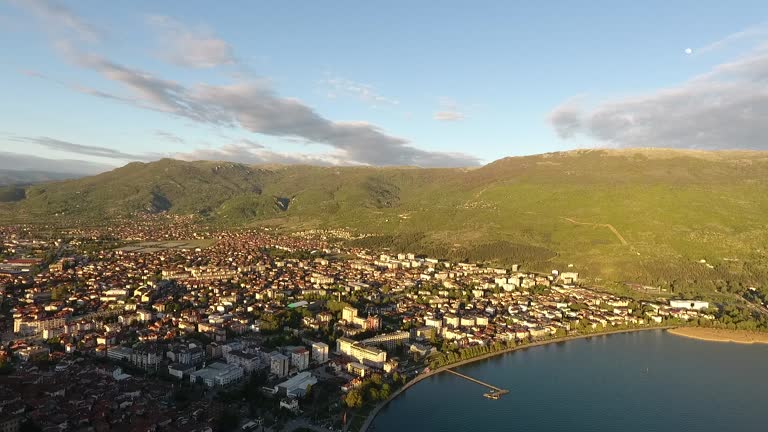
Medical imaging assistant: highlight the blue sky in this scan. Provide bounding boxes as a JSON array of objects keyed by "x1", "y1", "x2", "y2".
[{"x1": 1, "y1": 0, "x2": 767, "y2": 171}]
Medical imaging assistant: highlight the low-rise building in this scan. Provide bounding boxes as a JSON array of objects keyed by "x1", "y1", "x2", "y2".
[
  {"x1": 189, "y1": 362, "x2": 243, "y2": 387},
  {"x1": 274, "y1": 371, "x2": 317, "y2": 398}
]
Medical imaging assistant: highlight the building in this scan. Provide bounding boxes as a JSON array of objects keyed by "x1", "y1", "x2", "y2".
[
  {"x1": 444, "y1": 314, "x2": 460, "y2": 328},
  {"x1": 360, "y1": 331, "x2": 410, "y2": 350},
  {"x1": 347, "y1": 362, "x2": 372, "y2": 377},
  {"x1": 424, "y1": 316, "x2": 442, "y2": 330},
  {"x1": 311, "y1": 341, "x2": 329, "y2": 364},
  {"x1": 274, "y1": 371, "x2": 317, "y2": 398},
  {"x1": 167, "y1": 346, "x2": 204, "y2": 366},
  {"x1": 363, "y1": 315, "x2": 382, "y2": 331},
  {"x1": 107, "y1": 346, "x2": 133, "y2": 362},
  {"x1": 289, "y1": 347, "x2": 309, "y2": 371},
  {"x1": 0, "y1": 416, "x2": 21, "y2": 432},
  {"x1": 279, "y1": 398, "x2": 300, "y2": 412},
  {"x1": 224, "y1": 350, "x2": 261, "y2": 373},
  {"x1": 342, "y1": 306, "x2": 358, "y2": 322},
  {"x1": 270, "y1": 352, "x2": 289, "y2": 378},
  {"x1": 168, "y1": 363, "x2": 195, "y2": 380},
  {"x1": 669, "y1": 300, "x2": 710, "y2": 311},
  {"x1": 189, "y1": 362, "x2": 243, "y2": 387},
  {"x1": 336, "y1": 337, "x2": 387, "y2": 368},
  {"x1": 130, "y1": 344, "x2": 163, "y2": 371}
]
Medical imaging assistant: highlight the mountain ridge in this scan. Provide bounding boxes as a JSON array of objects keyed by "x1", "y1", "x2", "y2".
[{"x1": 3, "y1": 148, "x2": 768, "y2": 293}]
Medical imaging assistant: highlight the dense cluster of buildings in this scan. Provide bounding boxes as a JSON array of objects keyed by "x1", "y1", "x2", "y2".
[{"x1": 0, "y1": 222, "x2": 717, "y2": 431}]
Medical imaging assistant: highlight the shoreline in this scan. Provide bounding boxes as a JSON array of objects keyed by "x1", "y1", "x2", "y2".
[
  {"x1": 357, "y1": 325, "x2": 675, "y2": 432},
  {"x1": 668, "y1": 327, "x2": 768, "y2": 344}
]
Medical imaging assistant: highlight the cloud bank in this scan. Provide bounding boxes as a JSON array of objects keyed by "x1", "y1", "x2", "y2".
[
  {"x1": 549, "y1": 48, "x2": 768, "y2": 150},
  {"x1": 11, "y1": 1, "x2": 479, "y2": 168},
  {"x1": 54, "y1": 42, "x2": 478, "y2": 167}
]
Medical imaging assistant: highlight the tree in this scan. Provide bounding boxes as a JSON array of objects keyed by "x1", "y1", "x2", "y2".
[
  {"x1": 368, "y1": 388, "x2": 380, "y2": 401},
  {"x1": 20, "y1": 421, "x2": 43, "y2": 432},
  {"x1": 380, "y1": 383, "x2": 391, "y2": 399},
  {"x1": 217, "y1": 407, "x2": 241, "y2": 432},
  {"x1": 345, "y1": 389, "x2": 363, "y2": 408}
]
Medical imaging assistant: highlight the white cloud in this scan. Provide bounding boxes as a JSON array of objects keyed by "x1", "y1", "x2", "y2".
[
  {"x1": 9, "y1": 135, "x2": 160, "y2": 161},
  {"x1": 146, "y1": 14, "x2": 235, "y2": 68},
  {"x1": 0, "y1": 150, "x2": 114, "y2": 174},
  {"x1": 433, "y1": 98, "x2": 465, "y2": 122},
  {"x1": 11, "y1": 0, "x2": 102, "y2": 42},
  {"x1": 173, "y1": 140, "x2": 347, "y2": 166},
  {"x1": 16, "y1": 5, "x2": 480, "y2": 167},
  {"x1": 154, "y1": 130, "x2": 185, "y2": 144},
  {"x1": 55, "y1": 44, "x2": 479, "y2": 167},
  {"x1": 321, "y1": 77, "x2": 399, "y2": 107},
  {"x1": 433, "y1": 110, "x2": 465, "y2": 121},
  {"x1": 696, "y1": 23, "x2": 768, "y2": 55},
  {"x1": 549, "y1": 47, "x2": 768, "y2": 150}
]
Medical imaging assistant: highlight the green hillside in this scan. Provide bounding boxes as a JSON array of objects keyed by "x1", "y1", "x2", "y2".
[{"x1": 4, "y1": 148, "x2": 768, "y2": 293}]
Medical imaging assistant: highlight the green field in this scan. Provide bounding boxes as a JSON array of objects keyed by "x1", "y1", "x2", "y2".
[{"x1": 3, "y1": 148, "x2": 768, "y2": 294}]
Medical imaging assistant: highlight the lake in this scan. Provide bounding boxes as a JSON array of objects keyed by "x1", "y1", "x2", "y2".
[{"x1": 372, "y1": 330, "x2": 768, "y2": 431}]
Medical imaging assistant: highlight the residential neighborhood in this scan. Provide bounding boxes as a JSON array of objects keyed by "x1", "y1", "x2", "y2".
[{"x1": 0, "y1": 221, "x2": 715, "y2": 431}]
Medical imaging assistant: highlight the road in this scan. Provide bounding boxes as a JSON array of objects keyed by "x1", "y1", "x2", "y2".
[
  {"x1": 281, "y1": 418, "x2": 338, "y2": 432},
  {"x1": 561, "y1": 217, "x2": 628, "y2": 246}
]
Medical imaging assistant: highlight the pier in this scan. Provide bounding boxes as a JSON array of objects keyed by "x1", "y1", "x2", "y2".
[{"x1": 444, "y1": 369, "x2": 509, "y2": 399}]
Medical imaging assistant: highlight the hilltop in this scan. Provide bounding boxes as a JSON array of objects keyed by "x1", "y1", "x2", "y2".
[{"x1": 3, "y1": 148, "x2": 768, "y2": 293}]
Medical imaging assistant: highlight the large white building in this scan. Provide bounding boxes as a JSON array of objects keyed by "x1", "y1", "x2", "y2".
[
  {"x1": 336, "y1": 337, "x2": 387, "y2": 368},
  {"x1": 359, "y1": 331, "x2": 410, "y2": 350},
  {"x1": 189, "y1": 362, "x2": 243, "y2": 387},
  {"x1": 311, "y1": 342, "x2": 329, "y2": 364},
  {"x1": 274, "y1": 371, "x2": 317, "y2": 398},
  {"x1": 669, "y1": 300, "x2": 710, "y2": 311}
]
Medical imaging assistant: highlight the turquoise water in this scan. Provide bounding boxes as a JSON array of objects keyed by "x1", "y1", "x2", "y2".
[{"x1": 372, "y1": 330, "x2": 768, "y2": 431}]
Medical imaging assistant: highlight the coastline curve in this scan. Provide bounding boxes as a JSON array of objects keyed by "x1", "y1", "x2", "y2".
[{"x1": 357, "y1": 325, "x2": 677, "y2": 432}]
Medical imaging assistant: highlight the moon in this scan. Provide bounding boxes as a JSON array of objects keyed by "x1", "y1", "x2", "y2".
[{"x1": 685, "y1": 48, "x2": 693, "y2": 55}]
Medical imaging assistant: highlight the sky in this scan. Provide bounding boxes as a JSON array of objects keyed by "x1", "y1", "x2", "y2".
[{"x1": 1, "y1": 0, "x2": 767, "y2": 172}]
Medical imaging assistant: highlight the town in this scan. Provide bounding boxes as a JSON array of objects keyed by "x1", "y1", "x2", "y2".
[{"x1": 0, "y1": 220, "x2": 715, "y2": 432}]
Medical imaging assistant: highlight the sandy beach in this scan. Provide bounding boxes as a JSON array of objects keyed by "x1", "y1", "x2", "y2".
[{"x1": 668, "y1": 327, "x2": 768, "y2": 344}]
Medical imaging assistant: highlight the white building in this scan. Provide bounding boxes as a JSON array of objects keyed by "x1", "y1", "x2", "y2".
[
  {"x1": 274, "y1": 371, "x2": 317, "y2": 398},
  {"x1": 311, "y1": 342, "x2": 329, "y2": 364},
  {"x1": 424, "y1": 316, "x2": 442, "y2": 330},
  {"x1": 189, "y1": 362, "x2": 243, "y2": 387},
  {"x1": 342, "y1": 306, "x2": 358, "y2": 322},
  {"x1": 669, "y1": 300, "x2": 710, "y2": 311},
  {"x1": 290, "y1": 347, "x2": 310, "y2": 371},
  {"x1": 107, "y1": 346, "x2": 133, "y2": 362},
  {"x1": 336, "y1": 337, "x2": 387, "y2": 368}
]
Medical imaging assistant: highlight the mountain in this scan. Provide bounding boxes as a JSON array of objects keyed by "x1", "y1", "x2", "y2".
[
  {"x1": 0, "y1": 169, "x2": 83, "y2": 187},
  {"x1": 3, "y1": 148, "x2": 768, "y2": 292},
  {"x1": 0, "y1": 152, "x2": 115, "y2": 177}
]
